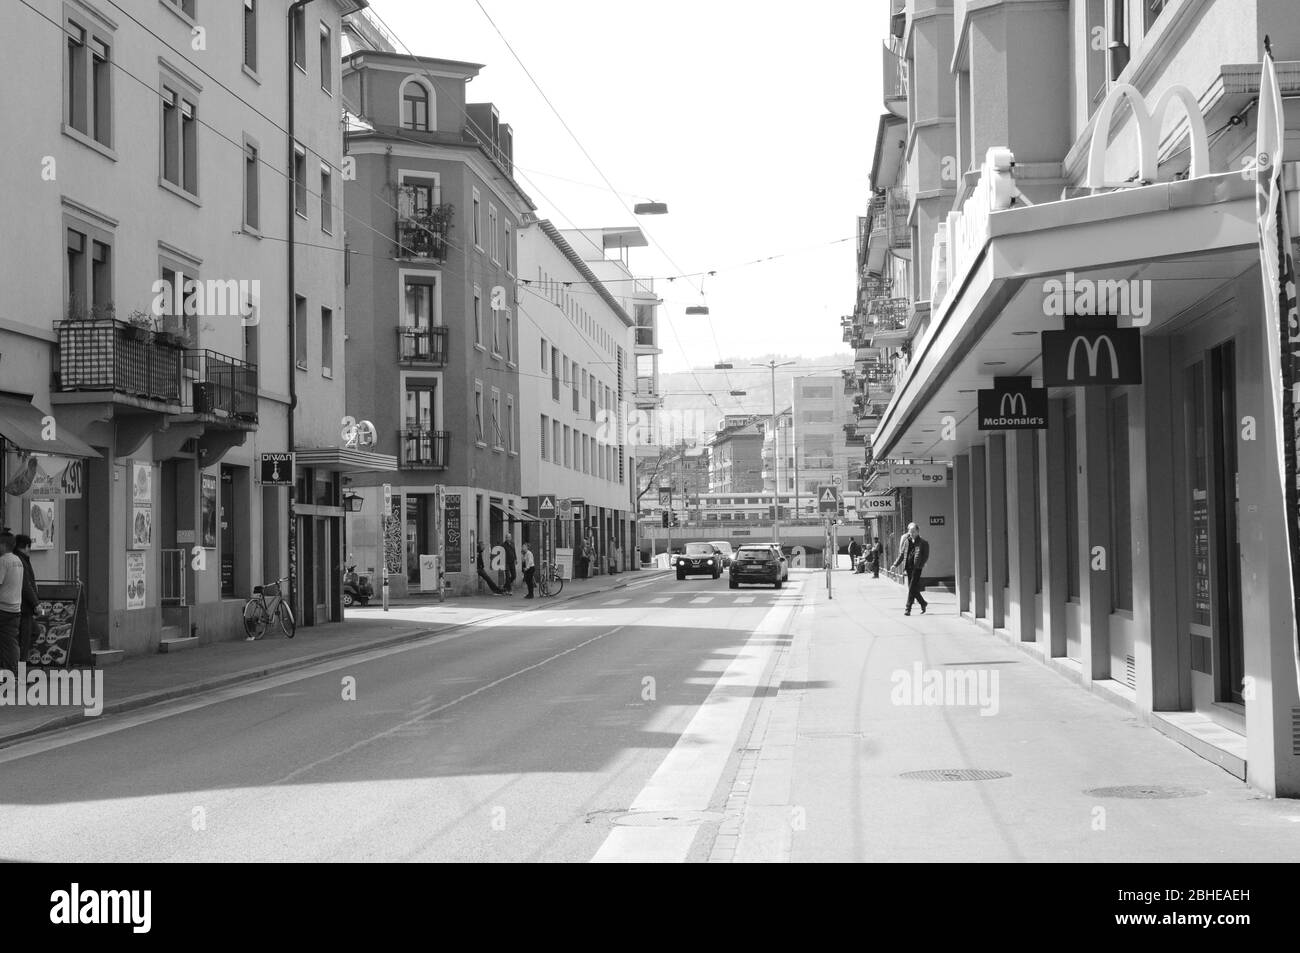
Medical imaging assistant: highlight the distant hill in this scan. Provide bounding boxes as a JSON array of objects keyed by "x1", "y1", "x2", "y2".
[{"x1": 655, "y1": 352, "x2": 853, "y2": 446}]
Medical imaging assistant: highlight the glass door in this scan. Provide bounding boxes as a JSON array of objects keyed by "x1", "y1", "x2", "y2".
[{"x1": 1210, "y1": 342, "x2": 1244, "y2": 703}]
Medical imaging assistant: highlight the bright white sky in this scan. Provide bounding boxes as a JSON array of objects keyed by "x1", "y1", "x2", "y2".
[{"x1": 369, "y1": 0, "x2": 886, "y2": 375}]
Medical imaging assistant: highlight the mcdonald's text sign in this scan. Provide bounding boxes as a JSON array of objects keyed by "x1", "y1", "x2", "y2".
[
  {"x1": 1042, "y1": 319, "x2": 1142, "y2": 387},
  {"x1": 978, "y1": 377, "x2": 1048, "y2": 430}
]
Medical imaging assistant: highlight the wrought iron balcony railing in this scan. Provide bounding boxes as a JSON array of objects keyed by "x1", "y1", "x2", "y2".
[
  {"x1": 397, "y1": 325, "x2": 449, "y2": 365},
  {"x1": 54, "y1": 319, "x2": 185, "y2": 404},
  {"x1": 399, "y1": 429, "x2": 449, "y2": 469},
  {"x1": 185, "y1": 349, "x2": 259, "y2": 422},
  {"x1": 396, "y1": 186, "x2": 453, "y2": 261}
]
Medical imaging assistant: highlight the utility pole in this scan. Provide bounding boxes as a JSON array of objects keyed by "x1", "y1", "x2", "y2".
[{"x1": 753, "y1": 360, "x2": 795, "y2": 545}]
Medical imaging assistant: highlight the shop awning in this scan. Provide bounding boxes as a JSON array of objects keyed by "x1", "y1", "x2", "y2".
[
  {"x1": 0, "y1": 395, "x2": 101, "y2": 458},
  {"x1": 872, "y1": 171, "x2": 1260, "y2": 461},
  {"x1": 294, "y1": 447, "x2": 398, "y2": 473},
  {"x1": 491, "y1": 500, "x2": 542, "y2": 522}
]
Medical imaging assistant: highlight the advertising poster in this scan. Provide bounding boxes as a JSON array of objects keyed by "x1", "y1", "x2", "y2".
[
  {"x1": 201, "y1": 472, "x2": 218, "y2": 548},
  {"x1": 132, "y1": 461, "x2": 152, "y2": 504},
  {"x1": 132, "y1": 504, "x2": 153, "y2": 549},
  {"x1": 28, "y1": 498, "x2": 55, "y2": 550},
  {"x1": 126, "y1": 552, "x2": 145, "y2": 610}
]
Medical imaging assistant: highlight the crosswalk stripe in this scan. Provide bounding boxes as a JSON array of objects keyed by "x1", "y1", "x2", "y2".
[
  {"x1": 602, "y1": 598, "x2": 629, "y2": 606},
  {"x1": 690, "y1": 597, "x2": 714, "y2": 605},
  {"x1": 649, "y1": 596, "x2": 671, "y2": 604},
  {"x1": 735, "y1": 596, "x2": 755, "y2": 604}
]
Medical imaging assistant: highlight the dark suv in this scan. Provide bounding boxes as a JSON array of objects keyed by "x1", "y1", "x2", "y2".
[
  {"x1": 729, "y1": 544, "x2": 787, "y2": 589},
  {"x1": 675, "y1": 542, "x2": 722, "y2": 580}
]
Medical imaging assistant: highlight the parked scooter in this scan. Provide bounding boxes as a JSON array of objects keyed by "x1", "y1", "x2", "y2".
[{"x1": 342, "y1": 563, "x2": 374, "y2": 607}]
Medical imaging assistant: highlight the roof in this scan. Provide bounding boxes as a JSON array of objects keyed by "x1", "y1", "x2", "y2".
[{"x1": 537, "y1": 221, "x2": 635, "y2": 328}]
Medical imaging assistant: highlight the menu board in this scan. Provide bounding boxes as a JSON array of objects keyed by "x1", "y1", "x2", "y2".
[
  {"x1": 1191, "y1": 489, "x2": 1211, "y2": 625},
  {"x1": 444, "y1": 494, "x2": 462, "y2": 573},
  {"x1": 27, "y1": 581, "x2": 89, "y2": 669}
]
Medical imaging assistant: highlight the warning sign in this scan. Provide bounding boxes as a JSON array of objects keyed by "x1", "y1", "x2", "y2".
[
  {"x1": 538, "y1": 495, "x2": 556, "y2": 519},
  {"x1": 817, "y1": 484, "x2": 839, "y2": 514}
]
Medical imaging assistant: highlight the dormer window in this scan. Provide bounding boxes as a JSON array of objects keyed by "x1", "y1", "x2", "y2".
[{"x1": 402, "y1": 79, "x2": 430, "y2": 131}]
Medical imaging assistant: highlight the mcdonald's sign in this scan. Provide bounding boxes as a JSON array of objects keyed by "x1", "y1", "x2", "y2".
[
  {"x1": 977, "y1": 377, "x2": 1047, "y2": 430},
  {"x1": 1042, "y1": 318, "x2": 1142, "y2": 386}
]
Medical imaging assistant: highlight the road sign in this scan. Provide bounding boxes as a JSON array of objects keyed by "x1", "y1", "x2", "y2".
[
  {"x1": 259, "y1": 453, "x2": 294, "y2": 486},
  {"x1": 831, "y1": 474, "x2": 843, "y2": 486},
  {"x1": 557, "y1": 498, "x2": 573, "y2": 517},
  {"x1": 818, "y1": 484, "x2": 840, "y2": 514},
  {"x1": 538, "y1": 495, "x2": 557, "y2": 519},
  {"x1": 977, "y1": 377, "x2": 1048, "y2": 430},
  {"x1": 861, "y1": 494, "x2": 897, "y2": 514},
  {"x1": 382, "y1": 483, "x2": 392, "y2": 511},
  {"x1": 930, "y1": 515, "x2": 946, "y2": 526},
  {"x1": 1042, "y1": 317, "x2": 1142, "y2": 386},
  {"x1": 889, "y1": 462, "x2": 948, "y2": 487},
  {"x1": 658, "y1": 486, "x2": 672, "y2": 506}
]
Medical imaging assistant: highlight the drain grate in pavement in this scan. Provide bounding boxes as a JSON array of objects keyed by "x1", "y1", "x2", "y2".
[
  {"x1": 1084, "y1": 785, "x2": 1207, "y2": 799},
  {"x1": 900, "y1": 768, "x2": 1011, "y2": 782}
]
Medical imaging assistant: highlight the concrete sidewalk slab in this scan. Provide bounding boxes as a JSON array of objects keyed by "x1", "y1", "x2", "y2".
[
  {"x1": 0, "y1": 570, "x2": 669, "y2": 749},
  {"x1": 720, "y1": 572, "x2": 1300, "y2": 863}
]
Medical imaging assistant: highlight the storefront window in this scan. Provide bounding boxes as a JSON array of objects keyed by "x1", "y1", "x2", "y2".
[
  {"x1": 1186, "y1": 363, "x2": 1210, "y2": 627},
  {"x1": 1063, "y1": 406, "x2": 1080, "y2": 600},
  {"x1": 1109, "y1": 393, "x2": 1133, "y2": 611}
]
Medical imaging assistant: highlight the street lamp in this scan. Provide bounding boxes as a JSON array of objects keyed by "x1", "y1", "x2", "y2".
[
  {"x1": 751, "y1": 360, "x2": 796, "y2": 544},
  {"x1": 634, "y1": 200, "x2": 669, "y2": 215},
  {"x1": 342, "y1": 490, "x2": 364, "y2": 513}
]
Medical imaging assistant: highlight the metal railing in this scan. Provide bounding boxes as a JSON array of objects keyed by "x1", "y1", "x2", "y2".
[
  {"x1": 397, "y1": 325, "x2": 449, "y2": 364},
  {"x1": 396, "y1": 186, "x2": 452, "y2": 261},
  {"x1": 185, "y1": 350, "x2": 258, "y2": 421},
  {"x1": 63, "y1": 551, "x2": 81, "y2": 583},
  {"x1": 161, "y1": 548, "x2": 186, "y2": 604},
  {"x1": 399, "y1": 429, "x2": 449, "y2": 469},
  {"x1": 55, "y1": 319, "x2": 185, "y2": 404},
  {"x1": 884, "y1": 41, "x2": 908, "y2": 101}
]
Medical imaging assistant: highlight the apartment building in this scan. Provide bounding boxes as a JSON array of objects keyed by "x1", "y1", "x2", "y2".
[
  {"x1": 516, "y1": 220, "x2": 637, "y2": 572},
  {"x1": 340, "y1": 51, "x2": 535, "y2": 596},
  {"x1": 0, "y1": 0, "x2": 369, "y2": 658},
  {"x1": 857, "y1": 0, "x2": 1300, "y2": 796},
  {"x1": 707, "y1": 418, "x2": 765, "y2": 493}
]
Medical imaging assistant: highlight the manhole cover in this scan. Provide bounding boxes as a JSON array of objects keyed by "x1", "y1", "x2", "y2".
[
  {"x1": 610, "y1": 810, "x2": 725, "y2": 827},
  {"x1": 1084, "y1": 785, "x2": 1207, "y2": 799},
  {"x1": 900, "y1": 769, "x2": 1011, "y2": 782}
]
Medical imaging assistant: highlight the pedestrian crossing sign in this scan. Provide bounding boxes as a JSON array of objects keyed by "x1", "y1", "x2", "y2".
[{"x1": 818, "y1": 485, "x2": 839, "y2": 513}]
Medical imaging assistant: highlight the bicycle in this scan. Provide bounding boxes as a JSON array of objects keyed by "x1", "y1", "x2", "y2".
[
  {"x1": 536, "y1": 561, "x2": 565, "y2": 598},
  {"x1": 243, "y1": 576, "x2": 296, "y2": 640}
]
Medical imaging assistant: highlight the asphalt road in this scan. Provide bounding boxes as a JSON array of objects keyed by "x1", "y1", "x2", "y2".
[{"x1": 0, "y1": 571, "x2": 805, "y2": 862}]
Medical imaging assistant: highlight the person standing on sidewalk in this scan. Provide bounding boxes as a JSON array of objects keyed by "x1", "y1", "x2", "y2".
[
  {"x1": 866, "y1": 537, "x2": 883, "y2": 578},
  {"x1": 848, "y1": 537, "x2": 863, "y2": 573},
  {"x1": 13, "y1": 534, "x2": 38, "y2": 663},
  {"x1": 891, "y1": 523, "x2": 929, "y2": 615},
  {"x1": 521, "y1": 542, "x2": 536, "y2": 599},
  {"x1": 0, "y1": 532, "x2": 24, "y2": 674},
  {"x1": 502, "y1": 536, "x2": 517, "y2": 595}
]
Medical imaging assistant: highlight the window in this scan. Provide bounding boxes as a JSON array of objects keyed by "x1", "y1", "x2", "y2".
[
  {"x1": 474, "y1": 381, "x2": 485, "y2": 444},
  {"x1": 291, "y1": 5, "x2": 306, "y2": 70},
  {"x1": 506, "y1": 396, "x2": 515, "y2": 453},
  {"x1": 540, "y1": 338, "x2": 548, "y2": 371},
  {"x1": 504, "y1": 311, "x2": 513, "y2": 363},
  {"x1": 165, "y1": 0, "x2": 196, "y2": 16},
  {"x1": 488, "y1": 204, "x2": 499, "y2": 261},
  {"x1": 473, "y1": 288, "x2": 483, "y2": 347},
  {"x1": 503, "y1": 221, "x2": 512, "y2": 272},
  {"x1": 66, "y1": 22, "x2": 113, "y2": 148},
  {"x1": 243, "y1": 1, "x2": 257, "y2": 73},
  {"x1": 472, "y1": 189, "x2": 481, "y2": 248},
  {"x1": 243, "y1": 141, "x2": 259, "y2": 231},
  {"x1": 293, "y1": 144, "x2": 307, "y2": 217},
  {"x1": 319, "y1": 23, "x2": 331, "y2": 93},
  {"x1": 1064, "y1": 404, "x2": 1080, "y2": 600},
  {"x1": 401, "y1": 80, "x2": 429, "y2": 131},
  {"x1": 1109, "y1": 393, "x2": 1132, "y2": 611},
  {"x1": 491, "y1": 305, "x2": 501, "y2": 355},
  {"x1": 1145, "y1": 0, "x2": 1169, "y2": 31},
  {"x1": 66, "y1": 226, "x2": 114, "y2": 315},
  {"x1": 551, "y1": 347, "x2": 560, "y2": 400},
  {"x1": 540, "y1": 414, "x2": 549, "y2": 460},
  {"x1": 553, "y1": 420, "x2": 561, "y2": 466},
  {"x1": 158, "y1": 263, "x2": 197, "y2": 345},
  {"x1": 320, "y1": 163, "x2": 332, "y2": 233},
  {"x1": 1031, "y1": 429, "x2": 1042, "y2": 594},
  {"x1": 563, "y1": 426, "x2": 571, "y2": 467},
  {"x1": 321, "y1": 307, "x2": 333, "y2": 378},
  {"x1": 161, "y1": 86, "x2": 198, "y2": 194},
  {"x1": 491, "y1": 389, "x2": 502, "y2": 450},
  {"x1": 404, "y1": 385, "x2": 435, "y2": 430},
  {"x1": 294, "y1": 295, "x2": 307, "y2": 369}
]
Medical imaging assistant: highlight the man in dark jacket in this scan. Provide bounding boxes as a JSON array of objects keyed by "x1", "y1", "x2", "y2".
[
  {"x1": 502, "y1": 537, "x2": 517, "y2": 595},
  {"x1": 891, "y1": 522, "x2": 929, "y2": 615},
  {"x1": 848, "y1": 537, "x2": 864, "y2": 573},
  {"x1": 14, "y1": 534, "x2": 38, "y2": 662}
]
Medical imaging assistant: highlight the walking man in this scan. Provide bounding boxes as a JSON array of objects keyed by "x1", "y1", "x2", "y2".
[
  {"x1": 502, "y1": 536, "x2": 518, "y2": 595},
  {"x1": 0, "y1": 532, "x2": 24, "y2": 674},
  {"x1": 13, "y1": 534, "x2": 38, "y2": 662},
  {"x1": 848, "y1": 536, "x2": 863, "y2": 573},
  {"x1": 891, "y1": 522, "x2": 929, "y2": 615},
  {"x1": 522, "y1": 542, "x2": 536, "y2": 599}
]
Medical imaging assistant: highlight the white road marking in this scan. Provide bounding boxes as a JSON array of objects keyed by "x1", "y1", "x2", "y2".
[
  {"x1": 602, "y1": 598, "x2": 629, "y2": 606},
  {"x1": 591, "y1": 599, "x2": 796, "y2": 863},
  {"x1": 649, "y1": 597, "x2": 671, "y2": 604},
  {"x1": 690, "y1": 597, "x2": 714, "y2": 605},
  {"x1": 734, "y1": 596, "x2": 755, "y2": 604}
]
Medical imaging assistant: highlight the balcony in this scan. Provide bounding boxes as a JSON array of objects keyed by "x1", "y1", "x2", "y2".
[
  {"x1": 54, "y1": 319, "x2": 185, "y2": 405},
  {"x1": 883, "y1": 42, "x2": 908, "y2": 118},
  {"x1": 399, "y1": 429, "x2": 449, "y2": 469},
  {"x1": 185, "y1": 350, "x2": 258, "y2": 424},
  {"x1": 864, "y1": 187, "x2": 912, "y2": 275},
  {"x1": 635, "y1": 326, "x2": 657, "y2": 347},
  {"x1": 868, "y1": 297, "x2": 913, "y2": 346},
  {"x1": 396, "y1": 186, "x2": 453, "y2": 262},
  {"x1": 397, "y1": 325, "x2": 449, "y2": 365}
]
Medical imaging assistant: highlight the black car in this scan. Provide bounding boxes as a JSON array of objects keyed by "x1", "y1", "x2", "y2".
[
  {"x1": 729, "y1": 544, "x2": 787, "y2": 589},
  {"x1": 675, "y1": 542, "x2": 722, "y2": 580}
]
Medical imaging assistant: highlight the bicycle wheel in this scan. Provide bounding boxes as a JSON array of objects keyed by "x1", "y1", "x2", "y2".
[
  {"x1": 242, "y1": 599, "x2": 268, "y2": 639},
  {"x1": 277, "y1": 602, "x2": 296, "y2": 639},
  {"x1": 548, "y1": 572, "x2": 564, "y2": 597}
]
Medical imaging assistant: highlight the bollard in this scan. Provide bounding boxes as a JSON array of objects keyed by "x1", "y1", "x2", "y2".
[{"x1": 382, "y1": 573, "x2": 390, "y2": 611}]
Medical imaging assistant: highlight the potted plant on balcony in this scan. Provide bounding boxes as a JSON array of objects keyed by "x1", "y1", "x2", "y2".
[{"x1": 124, "y1": 309, "x2": 154, "y2": 343}]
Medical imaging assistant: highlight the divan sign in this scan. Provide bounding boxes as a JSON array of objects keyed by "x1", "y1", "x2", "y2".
[
  {"x1": 1085, "y1": 84, "x2": 1211, "y2": 190},
  {"x1": 931, "y1": 147, "x2": 1030, "y2": 316}
]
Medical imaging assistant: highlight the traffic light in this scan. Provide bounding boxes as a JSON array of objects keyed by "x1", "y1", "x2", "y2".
[
  {"x1": 671, "y1": 512, "x2": 681, "y2": 527},
  {"x1": 662, "y1": 512, "x2": 670, "y2": 528}
]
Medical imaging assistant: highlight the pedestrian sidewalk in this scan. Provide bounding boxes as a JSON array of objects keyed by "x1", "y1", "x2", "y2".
[
  {"x1": 713, "y1": 572, "x2": 1300, "y2": 862},
  {"x1": 0, "y1": 569, "x2": 669, "y2": 749}
]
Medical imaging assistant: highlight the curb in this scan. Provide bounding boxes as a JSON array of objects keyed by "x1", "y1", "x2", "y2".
[{"x1": 0, "y1": 573, "x2": 662, "y2": 751}]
